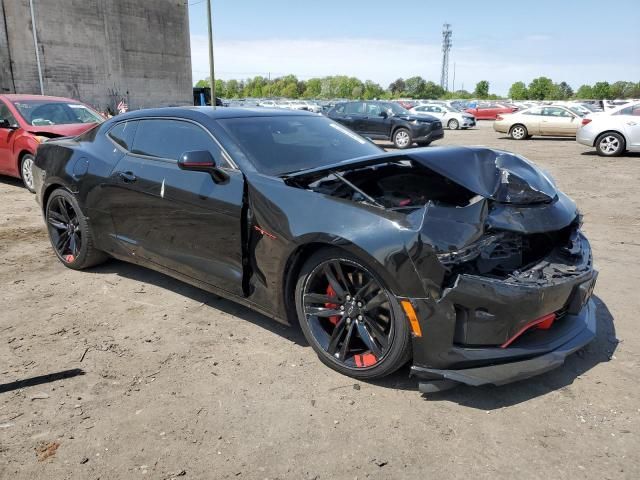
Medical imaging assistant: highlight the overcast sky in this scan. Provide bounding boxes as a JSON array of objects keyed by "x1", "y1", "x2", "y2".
[{"x1": 188, "y1": 0, "x2": 640, "y2": 95}]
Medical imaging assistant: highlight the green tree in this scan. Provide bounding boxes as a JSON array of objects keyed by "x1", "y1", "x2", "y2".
[
  {"x1": 303, "y1": 78, "x2": 322, "y2": 98},
  {"x1": 195, "y1": 78, "x2": 209, "y2": 88},
  {"x1": 422, "y1": 81, "x2": 445, "y2": 99},
  {"x1": 591, "y1": 81, "x2": 611, "y2": 99},
  {"x1": 404, "y1": 76, "x2": 426, "y2": 98},
  {"x1": 225, "y1": 79, "x2": 240, "y2": 98},
  {"x1": 575, "y1": 84, "x2": 594, "y2": 99},
  {"x1": 363, "y1": 80, "x2": 385, "y2": 99},
  {"x1": 557, "y1": 81, "x2": 574, "y2": 99},
  {"x1": 474, "y1": 80, "x2": 490, "y2": 98},
  {"x1": 527, "y1": 77, "x2": 554, "y2": 100},
  {"x1": 388, "y1": 78, "x2": 406, "y2": 96},
  {"x1": 508, "y1": 81, "x2": 528, "y2": 100},
  {"x1": 609, "y1": 81, "x2": 634, "y2": 98}
]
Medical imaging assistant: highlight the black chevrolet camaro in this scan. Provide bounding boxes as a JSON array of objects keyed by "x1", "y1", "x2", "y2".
[{"x1": 33, "y1": 107, "x2": 597, "y2": 391}]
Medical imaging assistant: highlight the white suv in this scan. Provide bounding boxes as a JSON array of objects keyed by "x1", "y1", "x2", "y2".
[{"x1": 576, "y1": 102, "x2": 640, "y2": 156}]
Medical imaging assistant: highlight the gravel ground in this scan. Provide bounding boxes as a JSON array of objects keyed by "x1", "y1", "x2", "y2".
[{"x1": 1, "y1": 121, "x2": 639, "y2": 479}]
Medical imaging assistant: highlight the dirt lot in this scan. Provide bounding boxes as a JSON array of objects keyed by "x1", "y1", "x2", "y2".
[{"x1": 1, "y1": 121, "x2": 639, "y2": 479}]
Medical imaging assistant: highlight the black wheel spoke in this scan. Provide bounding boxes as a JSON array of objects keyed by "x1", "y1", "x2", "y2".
[
  {"x1": 306, "y1": 306, "x2": 343, "y2": 318},
  {"x1": 57, "y1": 198, "x2": 71, "y2": 222},
  {"x1": 323, "y1": 264, "x2": 346, "y2": 299},
  {"x1": 55, "y1": 231, "x2": 69, "y2": 250},
  {"x1": 70, "y1": 233, "x2": 79, "y2": 255},
  {"x1": 356, "y1": 321, "x2": 382, "y2": 358},
  {"x1": 363, "y1": 291, "x2": 387, "y2": 313},
  {"x1": 47, "y1": 217, "x2": 67, "y2": 230},
  {"x1": 355, "y1": 279, "x2": 375, "y2": 299},
  {"x1": 362, "y1": 315, "x2": 389, "y2": 349},
  {"x1": 327, "y1": 317, "x2": 347, "y2": 355},
  {"x1": 304, "y1": 293, "x2": 337, "y2": 305},
  {"x1": 338, "y1": 322, "x2": 355, "y2": 361},
  {"x1": 332, "y1": 260, "x2": 352, "y2": 295}
]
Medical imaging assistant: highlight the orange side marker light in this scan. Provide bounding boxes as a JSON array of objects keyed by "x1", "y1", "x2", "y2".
[{"x1": 401, "y1": 300, "x2": 422, "y2": 337}]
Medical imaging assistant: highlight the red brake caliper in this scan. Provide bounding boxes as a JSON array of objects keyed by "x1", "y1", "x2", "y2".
[{"x1": 325, "y1": 284, "x2": 340, "y2": 326}]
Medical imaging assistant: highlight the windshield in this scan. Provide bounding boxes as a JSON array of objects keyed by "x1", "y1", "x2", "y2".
[
  {"x1": 12, "y1": 100, "x2": 103, "y2": 126},
  {"x1": 218, "y1": 115, "x2": 383, "y2": 176}
]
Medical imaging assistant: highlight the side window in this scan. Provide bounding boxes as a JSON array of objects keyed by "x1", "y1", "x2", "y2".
[
  {"x1": 131, "y1": 119, "x2": 222, "y2": 163},
  {"x1": 345, "y1": 102, "x2": 365, "y2": 115},
  {"x1": 0, "y1": 101, "x2": 18, "y2": 126},
  {"x1": 524, "y1": 107, "x2": 543, "y2": 115},
  {"x1": 333, "y1": 104, "x2": 345, "y2": 114},
  {"x1": 615, "y1": 105, "x2": 640, "y2": 116},
  {"x1": 366, "y1": 103, "x2": 382, "y2": 115},
  {"x1": 542, "y1": 107, "x2": 571, "y2": 117},
  {"x1": 108, "y1": 121, "x2": 138, "y2": 151}
]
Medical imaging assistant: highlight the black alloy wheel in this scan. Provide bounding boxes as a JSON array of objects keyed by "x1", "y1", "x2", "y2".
[
  {"x1": 45, "y1": 189, "x2": 107, "y2": 270},
  {"x1": 295, "y1": 249, "x2": 411, "y2": 379}
]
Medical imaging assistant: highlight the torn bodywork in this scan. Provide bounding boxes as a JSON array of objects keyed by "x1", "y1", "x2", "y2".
[{"x1": 283, "y1": 146, "x2": 597, "y2": 388}]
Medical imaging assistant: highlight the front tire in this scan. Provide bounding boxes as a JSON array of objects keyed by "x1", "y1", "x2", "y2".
[
  {"x1": 45, "y1": 189, "x2": 108, "y2": 270},
  {"x1": 295, "y1": 248, "x2": 411, "y2": 380},
  {"x1": 447, "y1": 119, "x2": 460, "y2": 130},
  {"x1": 595, "y1": 132, "x2": 625, "y2": 157},
  {"x1": 392, "y1": 128, "x2": 412, "y2": 149},
  {"x1": 20, "y1": 154, "x2": 36, "y2": 193},
  {"x1": 509, "y1": 124, "x2": 528, "y2": 140}
]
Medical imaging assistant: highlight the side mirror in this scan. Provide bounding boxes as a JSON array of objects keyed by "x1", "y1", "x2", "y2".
[
  {"x1": 379, "y1": 111, "x2": 388, "y2": 119},
  {"x1": 178, "y1": 150, "x2": 228, "y2": 184},
  {"x1": 0, "y1": 119, "x2": 17, "y2": 130}
]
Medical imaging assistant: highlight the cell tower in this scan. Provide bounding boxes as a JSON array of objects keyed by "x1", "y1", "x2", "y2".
[{"x1": 440, "y1": 23, "x2": 452, "y2": 91}]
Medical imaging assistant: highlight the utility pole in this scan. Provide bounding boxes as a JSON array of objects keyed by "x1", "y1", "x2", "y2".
[
  {"x1": 440, "y1": 23, "x2": 452, "y2": 91},
  {"x1": 29, "y1": 0, "x2": 44, "y2": 95},
  {"x1": 206, "y1": 0, "x2": 215, "y2": 108}
]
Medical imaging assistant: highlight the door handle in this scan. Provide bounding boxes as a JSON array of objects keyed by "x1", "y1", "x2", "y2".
[{"x1": 118, "y1": 171, "x2": 137, "y2": 183}]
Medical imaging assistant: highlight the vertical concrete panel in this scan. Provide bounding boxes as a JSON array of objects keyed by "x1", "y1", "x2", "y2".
[{"x1": 1, "y1": 0, "x2": 192, "y2": 109}]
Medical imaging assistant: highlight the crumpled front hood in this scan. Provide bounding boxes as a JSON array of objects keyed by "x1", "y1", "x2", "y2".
[{"x1": 408, "y1": 146, "x2": 558, "y2": 204}]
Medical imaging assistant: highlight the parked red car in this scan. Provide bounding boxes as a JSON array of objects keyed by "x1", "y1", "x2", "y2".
[
  {"x1": 0, "y1": 94, "x2": 103, "y2": 192},
  {"x1": 465, "y1": 104, "x2": 516, "y2": 120}
]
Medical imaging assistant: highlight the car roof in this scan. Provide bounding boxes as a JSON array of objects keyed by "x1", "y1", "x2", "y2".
[
  {"x1": 113, "y1": 106, "x2": 317, "y2": 121},
  {"x1": 0, "y1": 94, "x2": 87, "y2": 103}
]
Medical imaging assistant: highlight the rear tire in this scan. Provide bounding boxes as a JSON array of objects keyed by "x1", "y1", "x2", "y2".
[
  {"x1": 45, "y1": 189, "x2": 108, "y2": 270},
  {"x1": 392, "y1": 128, "x2": 413, "y2": 149},
  {"x1": 509, "y1": 124, "x2": 528, "y2": 140},
  {"x1": 295, "y1": 248, "x2": 411, "y2": 380},
  {"x1": 595, "y1": 132, "x2": 625, "y2": 157},
  {"x1": 20, "y1": 154, "x2": 36, "y2": 193}
]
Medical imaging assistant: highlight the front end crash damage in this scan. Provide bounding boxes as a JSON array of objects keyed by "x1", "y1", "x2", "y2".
[{"x1": 286, "y1": 146, "x2": 598, "y2": 389}]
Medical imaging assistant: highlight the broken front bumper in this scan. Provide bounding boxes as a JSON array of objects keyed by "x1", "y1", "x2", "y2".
[{"x1": 406, "y1": 232, "x2": 598, "y2": 389}]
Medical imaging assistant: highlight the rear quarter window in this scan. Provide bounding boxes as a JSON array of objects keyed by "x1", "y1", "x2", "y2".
[{"x1": 107, "y1": 121, "x2": 138, "y2": 151}]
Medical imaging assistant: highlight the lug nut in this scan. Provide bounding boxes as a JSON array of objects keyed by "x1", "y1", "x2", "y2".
[
  {"x1": 346, "y1": 318, "x2": 352, "y2": 324},
  {"x1": 357, "y1": 302, "x2": 362, "y2": 307},
  {"x1": 340, "y1": 305, "x2": 344, "y2": 310},
  {"x1": 346, "y1": 295, "x2": 351, "y2": 301},
  {"x1": 357, "y1": 315, "x2": 363, "y2": 320}
]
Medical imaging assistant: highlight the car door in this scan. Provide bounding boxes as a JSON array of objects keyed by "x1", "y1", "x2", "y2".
[
  {"x1": 620, "y1": 104, "x2": 640, "y2": 148},
  {"x1": 428, "y1": 106, "x2": 446, "y2": 120},
  {"x1": 363, "y1": 102, "x2": 388, "y2": 137},
  {"x1": 341, "y1": 102, "x2": 367, "y2": 134},
  {"x1": 106, "y1": 117, "x2": 245, "y2": 295},
  {"x1": 540, "y1": 107, "x2": 578, "y2": 136},
  {"x1": 0, "y1": 100, "x2": 19, "y2": 175}
]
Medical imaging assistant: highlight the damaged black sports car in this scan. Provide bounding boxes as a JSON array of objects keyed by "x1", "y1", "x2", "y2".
[{"x1": 32, "y1": 108, "x2": 597, "y2": 391}]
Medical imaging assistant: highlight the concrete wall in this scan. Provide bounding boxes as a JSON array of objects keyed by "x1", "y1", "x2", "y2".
[{"x1": 0, "y1": 0, "x2": 192, "y2": 111}]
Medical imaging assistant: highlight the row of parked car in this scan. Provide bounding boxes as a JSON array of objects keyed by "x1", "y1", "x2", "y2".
[
  {"x1": 492, "y1": 101, "x2": 640, "y2": 156},
  {"x1": 1, "y1": 93, "x2": 639, "y2": 195}
]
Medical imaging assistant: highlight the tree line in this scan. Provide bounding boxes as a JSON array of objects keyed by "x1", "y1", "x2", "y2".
[
  {"x1": 508, "y1": 78, "x2": 640, "y2": 100},
  {"x1": 195, "y1": 75, "x2": 639, "y2": 100}
]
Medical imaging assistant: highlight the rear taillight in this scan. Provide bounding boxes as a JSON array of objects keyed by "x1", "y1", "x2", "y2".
[
  {"x1": 581, "y1": 118, "x2": 592, "y2": 126},
  {"x1": 496, "y1": 115, "x2": 504, "y2": 121}
]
